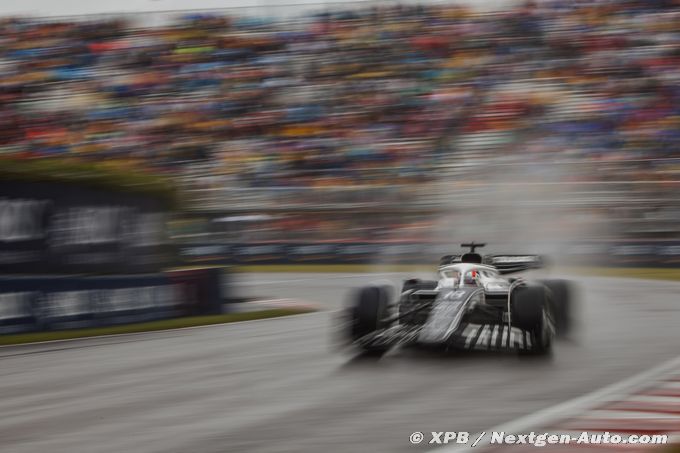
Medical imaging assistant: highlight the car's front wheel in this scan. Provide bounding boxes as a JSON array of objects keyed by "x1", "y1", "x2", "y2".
[{"x1": 511, "y1": 285, "x2": 554, "y2": 355}]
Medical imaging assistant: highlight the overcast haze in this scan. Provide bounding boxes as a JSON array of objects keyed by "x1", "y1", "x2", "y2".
[{"x1": 2, "y1": 0, "x2": 517, "y2": 18}]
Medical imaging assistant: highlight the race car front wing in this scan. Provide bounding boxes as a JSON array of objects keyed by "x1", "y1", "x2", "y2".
[{"x1": 355, "y1": 322, "x2": 533, "y2": 351}]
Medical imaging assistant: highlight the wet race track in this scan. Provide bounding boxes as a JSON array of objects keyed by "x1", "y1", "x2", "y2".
[{"x1": 2, "y1": 272, "x2": 680, "y2": 453}]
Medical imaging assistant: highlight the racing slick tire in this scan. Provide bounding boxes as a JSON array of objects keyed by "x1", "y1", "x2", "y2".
[
  {"x1": 350, "y1": 286, "x2": 392, "y2": 354},
  {"x1": 511, "y1": 285, "x2": 554, "y2": 355},
  {"x1": 539, "y1": 279, "x2": 572, "y2": 336}
]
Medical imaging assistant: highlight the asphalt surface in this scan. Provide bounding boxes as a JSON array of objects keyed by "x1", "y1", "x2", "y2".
[{"x1": 2, "y1": 272, "x2": 680, "y2": 453}]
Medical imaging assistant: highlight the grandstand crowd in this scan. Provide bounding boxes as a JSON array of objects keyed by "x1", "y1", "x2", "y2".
[{"x1": 1, "y1": 0, "x2": 680, "y2": 240}]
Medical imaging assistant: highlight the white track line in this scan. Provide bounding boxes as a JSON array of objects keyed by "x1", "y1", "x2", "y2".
[{"x1": 430, "y1": 353, "x2": 680, "y2": 452}]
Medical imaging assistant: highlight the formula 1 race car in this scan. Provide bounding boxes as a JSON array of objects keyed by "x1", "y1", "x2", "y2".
[{"x1": 344, "y1": 243, "x2": 573, "y2": 356}]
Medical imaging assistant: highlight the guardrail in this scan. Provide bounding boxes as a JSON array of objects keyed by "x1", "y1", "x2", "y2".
[
  {"x1": 180, "y1": 180, "x2": 680, "y2": 210},
  {"x1": 178, "y1": 241, "x2": 680, "y2": 268}
]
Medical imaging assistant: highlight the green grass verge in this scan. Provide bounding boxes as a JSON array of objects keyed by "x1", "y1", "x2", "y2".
[{"x1": 0, "y1": 308, "x2": 314, "y2": 346}]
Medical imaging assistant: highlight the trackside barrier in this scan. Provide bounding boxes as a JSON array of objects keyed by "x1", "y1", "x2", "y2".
[
  {"x1": 177, "y1": 241, "x2": 680, "y2": 268},
  {"x1": 0, "y1": 268, "x2": 226, "y2": 335}
]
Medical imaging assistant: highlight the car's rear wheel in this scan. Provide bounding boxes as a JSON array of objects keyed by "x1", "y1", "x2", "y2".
[
  {"x1": 398, "y1": 279, "x2": 436, "y2": 325},
  {"x1": 511, "y1": 285, "x2": 553, "y2": 355},
  {"x1": 539, "y1": 279, "x2": 572, "y2": 336},
  {"x1": 401, "y1": 279, "x2": 437, "y2": 293}
]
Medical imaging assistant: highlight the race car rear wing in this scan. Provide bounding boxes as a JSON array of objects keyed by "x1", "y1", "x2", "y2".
[
  {"x1": 483, "y1": 255, "x2": 544, "y2": 274},
  {"x1": 439, "y1": 255, "x2": 462, "y2": 266},
  {"x1": 439, "y1": 254, "x2": 543, "y2": 273}
]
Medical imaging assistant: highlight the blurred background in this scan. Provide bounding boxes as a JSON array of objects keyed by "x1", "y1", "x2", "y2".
[
  {"x1": 3, "y1": 0, "x2": 680, "y2": 268},
  {"x1": 4, "y1": 2, "x2": 680, "y2": 453}
]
